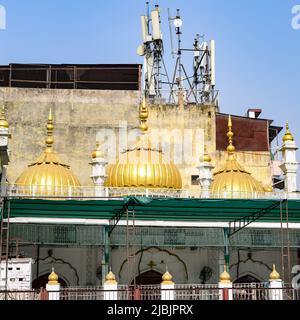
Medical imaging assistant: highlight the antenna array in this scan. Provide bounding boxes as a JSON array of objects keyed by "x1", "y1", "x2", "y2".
[{"x1": 137, "y1": 3, "x2": 218, "y2": 105}]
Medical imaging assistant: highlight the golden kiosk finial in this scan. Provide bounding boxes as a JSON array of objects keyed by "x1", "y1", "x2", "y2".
[
  {"x1": 269, "y1": 264, "x2": 280, "y2": 281},
  {"x1": 45, "y1": 108, "x2": 54, "y2": 149},
  {"x1": 219, "y1": 265, "x2": 231, "y2": 284},
  {"x1": 203, "y1": 145, "x2": 212, "y2": 163},
  {"x1": 226, "y1": 115, "x2": 235, "y2": 155},
  {"x1": 283, "y1": 121, "x2": 294, "y2": 142},
  {"x1": 139, "y1": 95, "x2": 149, "y2": 132},
  {"x1": 48, "y1": 267, "x2": 59, "y2": 285}
]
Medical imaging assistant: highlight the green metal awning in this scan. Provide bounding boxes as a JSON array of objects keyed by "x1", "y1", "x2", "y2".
[{"x1": 2, "y1": 197, "x2": 300, "y2": 223}]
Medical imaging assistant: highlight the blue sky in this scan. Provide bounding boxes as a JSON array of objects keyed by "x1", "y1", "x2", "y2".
[{"x1": 0, "y1": 0, "x2": 299, "y2": 153}]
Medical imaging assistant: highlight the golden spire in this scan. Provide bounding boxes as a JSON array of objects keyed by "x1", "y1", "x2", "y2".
[
  {"x1": 161, "y1": 267, "x2": 174, "y2": 285},
  {"x1": 0, "y1": 106, "x2": 9, "y2": 129},
  {"x1": 139, "y1": 95, "x2": 149, "y2": 132},
  {"x1": 105, "y1": 268, "x2": 117, "y2": 285},
  {"x1": 283, "y1": 121, "x2": 294, "y2": 142},
  {"x1": 219, "y1": 265, "x2": 231, "y2": 283},
  {"x1": 269, "y1": 264, "x2": 280, "y2": 281},
  {"x1": 45, "y1": 108, "x2": 54, "y2": 150},
  {"x1": 202, "y1": 145, "x2": 212, "y2": 163},
  {"x1": 48, "y1": 267, "x2": 59, "y2": 285},
  {"x1": 92, "y1": 141, "x2": 104, "y2": 159},
  {"x1": 226, "y1": 115, "x2": 235, "y2": 155}
]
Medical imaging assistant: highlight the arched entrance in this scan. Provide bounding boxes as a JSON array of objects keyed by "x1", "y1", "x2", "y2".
[
  {"x1": 234, "y1": 274, "x2": 261, "y2": 283},
  {"x1": 32, "y1": 274, "x2": 68, "y2": 289},
  {"x1": 132, "y1": 270, "x2": 163, "y2": 285}
]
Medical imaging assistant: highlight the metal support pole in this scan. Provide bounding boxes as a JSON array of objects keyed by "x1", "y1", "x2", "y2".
[
  {"x1": 102, "y1": 226, "x2": 110, "y2": 285},
  {"x1": 223, "y1": 228, "x2": 230, "y2": 271}
]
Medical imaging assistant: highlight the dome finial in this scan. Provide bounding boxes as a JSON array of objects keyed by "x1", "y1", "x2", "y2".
[
  {"x1": 139, "y1": 94, "x2": 149, "y2": 132},
  {"x1": 105, "y1": 269, "x2": 117, "y2": 284},
  {"x1": 92, "y1": 141, "x2": 104, "y2": 159},
  {"x1": 202, "y1": 145, "x2": 212, "y2": 163},
  {"x1": 219, "y1": 264, "x2": 231, "y2": 283},
  {"x1": 283, "y1": 121, "x2": 294, "y2": 142},
  {"x1": 0, "y1": 106, "x2": 9, "y2": 129},
  {"x1": 226, "y1": 115, "x2": 235, "y2": 155},
  {"x1": 48, "y1": 267, "x2": 59, "y2": 285},
  {"x1": 161, "y1": 267, "x2": 174, "y2": 285},
  {"x1": 269, "y1": 264, "x2": 280, "y2": 281},
  {"x1": 45, "y1": 107, "x2": 54, "y2": 149}
]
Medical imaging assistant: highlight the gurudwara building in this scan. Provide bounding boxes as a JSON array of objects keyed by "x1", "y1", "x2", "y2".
[{"x1": 0, "y1": 62, "x2": 299, "y2": 298}]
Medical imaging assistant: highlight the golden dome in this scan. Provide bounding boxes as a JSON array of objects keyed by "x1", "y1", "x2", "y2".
[
  {"x1": 269, "y1": 264, "x2": 280, "y2": 281},
  {"x1": 283, "y1": 122, "x2": 294, "y2": 142},
  {"x1": 48, "y1": 267, "x2": 59, "y2": 285},
  {"x1": 105, "y1": 270, "x2": 117, "y2": 284},
  {"x1": 219, "y1": 265, "x2": 231, "y2": 283},
  {"x1": 0, "y1": 108, "x2": 9, "y2": 128},
  {"x1": 92, "y1": 141, "x2": 104, "y2": 159},
  {"x1": 161, "y1": 270, "x2": 174, "y2": 285},
  {"x1": 211, "y1": 115, "x2": 264, "y2": 198},
  {"x1": 105, "y1": 97, "x2": 182, "y2": 189},
  {"x1": 15, "y1": 109, "x2": 81, "y2": 196}
]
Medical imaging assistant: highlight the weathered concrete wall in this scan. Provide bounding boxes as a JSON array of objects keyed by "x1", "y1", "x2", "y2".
[{"x1": 1, "y1": 87, "x2": 271, "y2": 189}]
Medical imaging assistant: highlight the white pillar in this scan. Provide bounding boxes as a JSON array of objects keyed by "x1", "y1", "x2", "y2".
[
  {"x1": 46, "y1": 268, "x2": 60, "y2": 300},
  {"x1": 197, "y1": 151, "x2": 214, "y2": 198},
  {"x1": 269, "y1": 264, "x2": 283, "y2": 300},
  {"x1": 90, "y1": 142, "x2": 108, "y2": 197},
  {"x1": 104, "y1": 270, "x2": 118, "y2": 300},
  {"x1": 280, "y1": 122, "x2": 298, "y2": 195},
  {"x1": 161, "y1": 271, "x2": 175, "y2": 300},
  {"x1": 218, "y1": 265, "x2": 233, "y2": 300}
]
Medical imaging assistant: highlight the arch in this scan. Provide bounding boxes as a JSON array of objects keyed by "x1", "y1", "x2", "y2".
[
  {"x1": 233, "y1": 273, "x2": 262, "y2": 283},
  {"x1": 32, "y1": 274, "x2": 68, "y2": 289},
  {"x1": 131, "y1": 270, "x2": 163, "y2": 285}
]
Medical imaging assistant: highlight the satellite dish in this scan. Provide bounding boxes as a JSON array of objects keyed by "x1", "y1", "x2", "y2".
[
  {"x1": 174, "y1": 17, "x2": 183, "y2": 28},
  {"x1": 137, "y1": 44, "x2": 145, "y2": 56}
]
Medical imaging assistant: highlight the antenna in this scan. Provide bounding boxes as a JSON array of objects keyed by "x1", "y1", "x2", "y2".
[
  {"x1": 151, "y1": 7, "x2": 162, "y2": 41},
  {"x1": 137, "y1": 4, "x2": 219, "y2": 105},
  {"x1": 168, "y1": 8, "x2": 175, "y2": 59}
]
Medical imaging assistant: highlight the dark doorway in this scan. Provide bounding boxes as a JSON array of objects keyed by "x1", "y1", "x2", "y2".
[
  {"x1": 234, "y1": 275, "x2": 261, "y2": 283},
  {"x1": 132, "y1": 270, "x2": 163, "y2": 285},
  {"x1": 32, "y1": 274, "x2": 68, "y2": 289}
]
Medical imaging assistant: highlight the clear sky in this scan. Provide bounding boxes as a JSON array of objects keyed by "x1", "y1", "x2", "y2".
[{"x1": 0, "y1": 0, "x2": 299, "y2": 154}]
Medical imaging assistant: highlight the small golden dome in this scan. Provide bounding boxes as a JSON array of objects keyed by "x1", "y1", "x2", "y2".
[
  {"x1": 269, "y1": 264, "x2": 280, "y2": 281},
  {"x1": 211, "y1": 115, "x2": 264, "y2": 198},
  {"x1": 283, "y1": 122, "x2": 294, "y2": 142},
  {"x1": 219, "y1": 265, "x2": 231, "y2": 283},
  {"x1": 161, "y1": 271, "x2": 174, "y2": 285},
  {"x1": 48, "y1": 267, "x2": 59, "y2": 285},
  {"x1": 105, "y1": 270, "x2": 117, "y2": 284},
  {"x1": 15, "y1": 108, "x2": 81, "y2": 196},
  {"x1": 92, "y1": 141, "x2": 104, "y2": 159},
  {"x1": 0, "y1": 108, "x2": 9, "y2": 129}
]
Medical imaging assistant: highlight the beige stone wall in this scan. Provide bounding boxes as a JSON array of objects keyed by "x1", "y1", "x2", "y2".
[{"x1": 1, "y1": 87, "x2": 271, "y2": 189}]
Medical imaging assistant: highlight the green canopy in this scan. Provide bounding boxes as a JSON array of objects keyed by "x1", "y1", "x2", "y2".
[{"x1": 2, "y1": 197, "x2": 300, "y2": 223}]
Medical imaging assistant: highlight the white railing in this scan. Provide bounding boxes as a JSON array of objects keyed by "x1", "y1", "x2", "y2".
[{"x1": 1, "y1": 183, "x2": 300, "y2": 200}]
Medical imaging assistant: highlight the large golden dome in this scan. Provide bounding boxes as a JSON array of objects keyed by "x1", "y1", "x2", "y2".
[
  {"x1": 105, "y1": 98, "x2": 182, "y2": 189},
  {"x1": 211, "y1": 115, "x2": 264, "y2": 198},
  {"x1": 15, "y1": 109, "x2": 81, "y2": 196}
]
